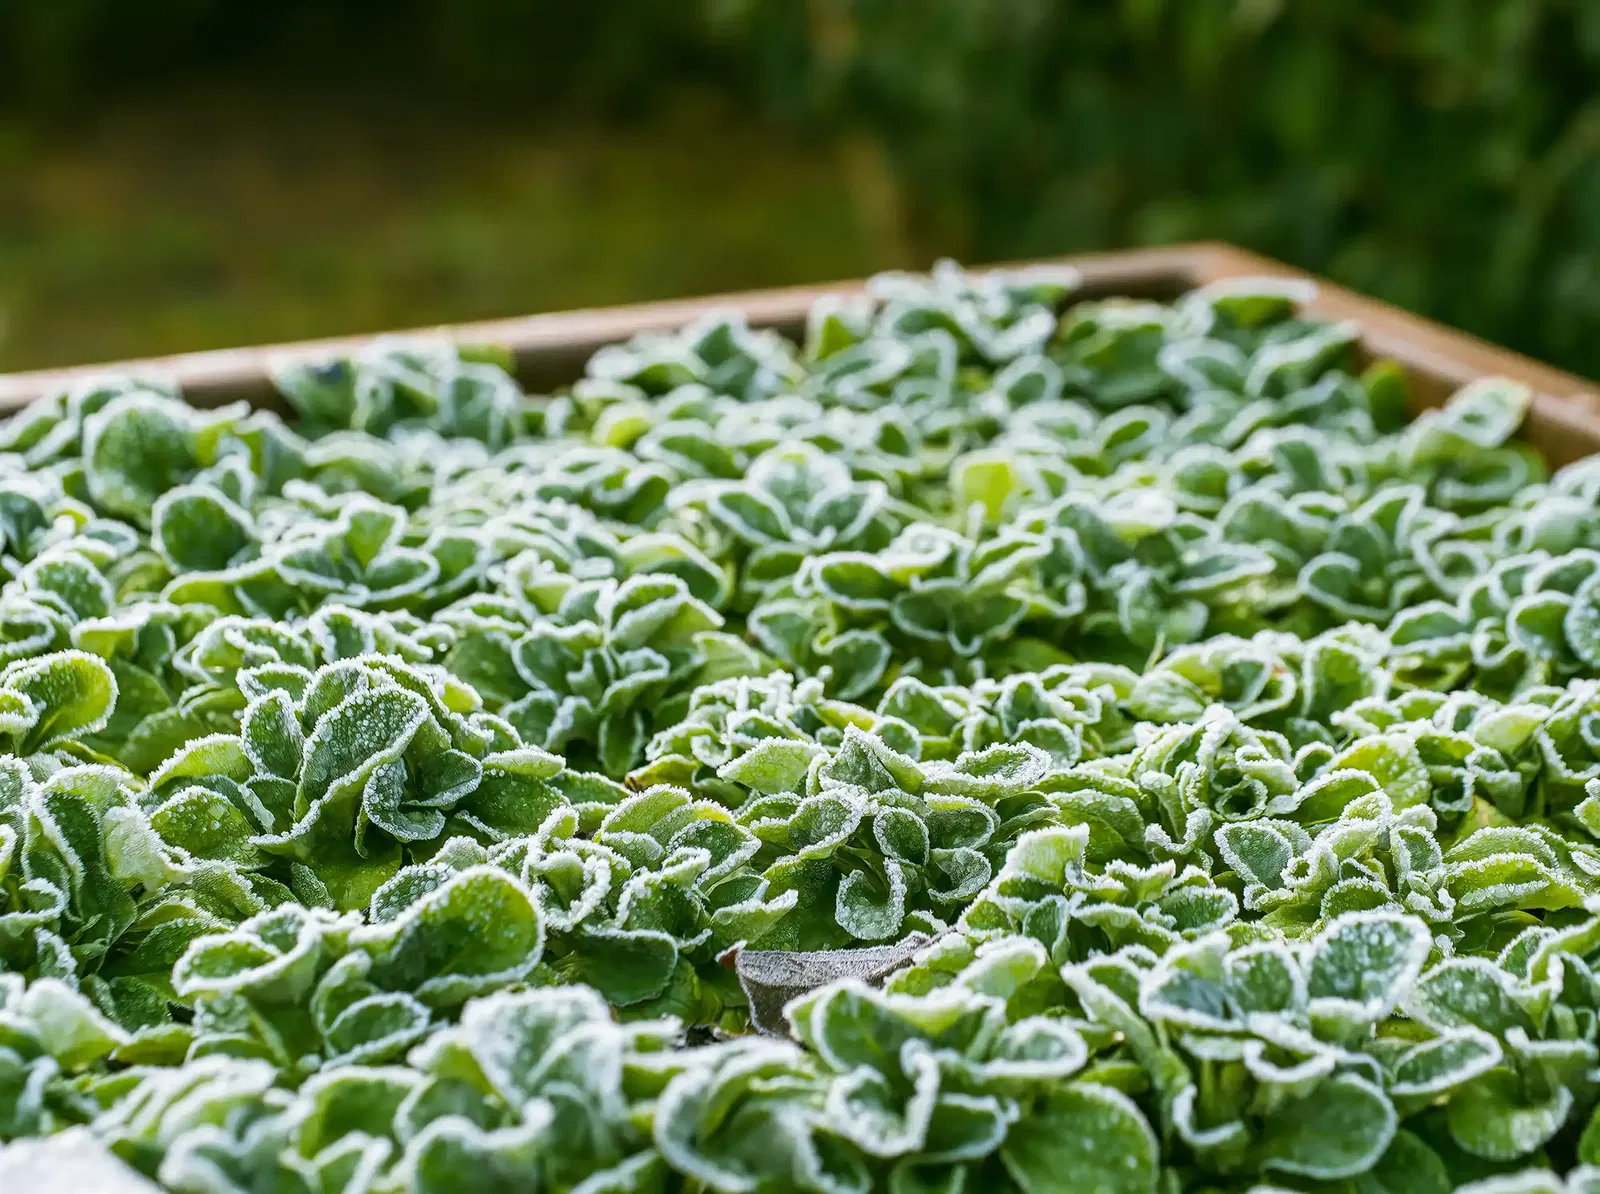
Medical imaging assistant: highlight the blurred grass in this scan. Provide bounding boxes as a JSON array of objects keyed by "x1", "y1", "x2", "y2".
[
  {"x1": 0, "y1": 85, "x2": 901, "y2": 372},
  {"x1": 3, "y1": 3, "x2": 1598, "y2": 380}
]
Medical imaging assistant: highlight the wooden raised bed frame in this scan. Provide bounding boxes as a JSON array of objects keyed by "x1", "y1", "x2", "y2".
[{"x1": 0, "y1": 242, "x2": 1595, "y2": 463}]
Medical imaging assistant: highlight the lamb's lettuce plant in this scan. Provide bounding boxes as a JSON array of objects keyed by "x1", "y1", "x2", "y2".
[{"x1": 4, "y1": 261, "x2": 1600, "y2": 1191}]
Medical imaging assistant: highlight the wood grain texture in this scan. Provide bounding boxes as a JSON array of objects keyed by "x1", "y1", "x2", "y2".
[{"x1": 0, "y1": 241, "x2": 1595, "y2": 460}]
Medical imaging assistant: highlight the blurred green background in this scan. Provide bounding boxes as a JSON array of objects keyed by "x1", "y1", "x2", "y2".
[{"x1": 2, "y1": 0, "x2": 1598, "y2": 377}]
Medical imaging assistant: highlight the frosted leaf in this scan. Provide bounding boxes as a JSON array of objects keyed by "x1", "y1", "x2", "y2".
[
  {"x1": 1304, "y1": 910, "x2": 1432, "y2": 1022},
  {"x1": 1000, "y1": 1083, "x2": 1159, "y2": 1194}
]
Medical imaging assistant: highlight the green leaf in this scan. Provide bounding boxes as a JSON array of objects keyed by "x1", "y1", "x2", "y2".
[
  {"x1": 1258, "y1": 1073, "x2": 1396, "y2": 1179},
  {"x1": 152, "y1": 485, "x2": 254, "y2": 572},
  {"x1": 3, "y1": 650, "x2": 117, "y2": 753},
  {"x1": 1000, "y1": 1082, "x2": 1159, "y2": 1194},
  {"x1": 357, "y1": 866, "x2": 545, "y2": 1008},
  {"x1": 1447, "y1": 1069, "x2": 1573, "y2": 1160},
  {"x1": 82, "y1": 392, "x2": 201, "y2": 520},
  {"x1": 1389, "y1": 1029, "x2": 1502, "y2": 1098},
  {"x1": 1304, "y1": 910, "x2": 1432, "y2": 1022}
]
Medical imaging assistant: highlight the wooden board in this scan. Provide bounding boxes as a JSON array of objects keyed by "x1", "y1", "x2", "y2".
[{"x1": 1, "y1": 241, "x2": 1596, "y2": 461}]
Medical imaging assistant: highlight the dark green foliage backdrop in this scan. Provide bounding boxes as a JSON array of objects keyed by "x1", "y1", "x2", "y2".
[
  {"x1": 712, "y1": 0, "x2": 1600, "y2": 377},
  {"x1": 0, "y1": 1, "x2": 708, "y2": 115},
  {"x1": 4, "y1": 0, "x2": 1599, "y2": 376}
]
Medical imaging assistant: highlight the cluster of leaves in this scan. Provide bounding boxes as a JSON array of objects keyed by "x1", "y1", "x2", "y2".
[{"x1": 4, "y1": 264, "x2": 1600, "y2": 1191}]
